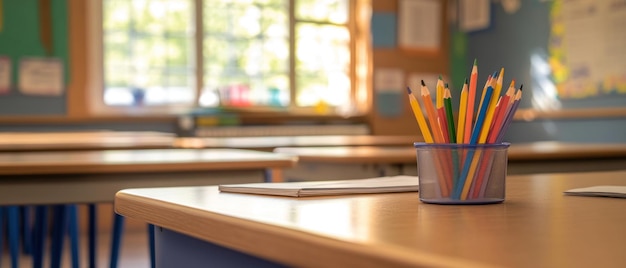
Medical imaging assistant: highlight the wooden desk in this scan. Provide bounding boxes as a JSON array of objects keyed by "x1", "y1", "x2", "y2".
[
  {"x1": 0, "y1": 131, "x2": 176, "y2": 151},
  {"x1": 115, "y1": 171, "x2": 626, "y2": 268},
  {"x1": 0, "y1": 148, "x2": 296, "y2": 205},
  {"x1": 273, "y1": 141, "x2": 626, "y2": 180},
  {"x1": 174, "y1": 135, "x2": 419, "y2": 151}
]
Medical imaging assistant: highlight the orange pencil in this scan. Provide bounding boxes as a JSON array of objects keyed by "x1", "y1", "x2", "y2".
[
  {"x1": 464, "y1": 59, "x2": 478, "y2": 144},
  {"x1": 421, "y1": 80, "x2": 445, "y2": 144}
]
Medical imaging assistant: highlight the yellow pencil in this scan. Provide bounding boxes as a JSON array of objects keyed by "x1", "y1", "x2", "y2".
[
  {"x1": 457, "y1": 78, "x2": 468, "y2": 144},
  {"x1": 406, "y1": 87, "x2": 433, "y2": 143}
]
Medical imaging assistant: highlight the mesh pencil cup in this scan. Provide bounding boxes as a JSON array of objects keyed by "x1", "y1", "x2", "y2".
[{"x1": 414, "y1": 142, "x2": 510, "y2": 204}]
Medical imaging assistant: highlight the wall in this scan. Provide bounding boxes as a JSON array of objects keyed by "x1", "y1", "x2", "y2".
[
  {"x1": 369, "y1": 0, "x2": 449, "y2": 137},
  {"x1": 455, "y1": 1, "x2": 626, "y2": 143}
]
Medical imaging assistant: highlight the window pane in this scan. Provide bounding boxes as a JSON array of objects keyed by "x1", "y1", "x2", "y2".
[
  {"x1": 295, "y1": 23, "x2": 350, "y2": 107},
  {"x1": 201, "y1": 0, "x2": 289, "y2": 107},
  {"x1": 103, "y1": 0, "x2": 195, "y2": 106},
  {"x1": 295, "y1": 0, "x2": 348, "y2": 24}
]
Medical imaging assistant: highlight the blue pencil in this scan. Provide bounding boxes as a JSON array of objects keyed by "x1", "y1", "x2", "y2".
[{"x1": 453, "y1": 86, "x2": 494, "y2": 199}]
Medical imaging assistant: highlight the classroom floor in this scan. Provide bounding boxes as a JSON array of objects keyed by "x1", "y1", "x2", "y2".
[{"x1": 1, "y1": 229, "x2": 150, "y2": 268}]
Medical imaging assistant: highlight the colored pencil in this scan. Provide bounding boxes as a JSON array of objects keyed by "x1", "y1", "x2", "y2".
[
  {"x1": 496, "y1": 85, "x2": 523, "y2": 143},
  {"x1": 406, "y1": 87, "x2": 434, "y2": 143},
  {"x1": 457, "y1": 78, "x2": 469, "y2": 144},
  {"x1": 421, "y1": 80, "x2": 445, "y2": 143},
  {"x1": 444, "y1": 87, "x2": 456, "y2": 143},
  {"x1": 437, "y1": 77, "x2": 450, "y2": 143},
  {"x1": 464, "y1": 60, "x2": 478, "y2": 144}
]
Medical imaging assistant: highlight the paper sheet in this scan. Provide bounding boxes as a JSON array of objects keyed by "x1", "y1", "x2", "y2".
[{"x1": 564, "y1": 185, "x2": 626, "y2": 198}]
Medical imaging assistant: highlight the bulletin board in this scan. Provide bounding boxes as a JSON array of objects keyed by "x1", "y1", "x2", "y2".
[
  {"x1": 460, "y1": 0, "x2": 626, "y2": 119},
  {"x1": 0, "y1": 0, "x2": 69, "y2": 116}
]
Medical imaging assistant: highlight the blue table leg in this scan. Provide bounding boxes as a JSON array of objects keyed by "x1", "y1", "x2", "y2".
[
  {"x1": 21, "y1": 206, "x2": 33, "y2": 255},
  {"x1": 148, "y1": 224, "x2": 156, "y2": 268},
  {"x1": 8, "y1": 206, "x2": 20, "y2": 268},
  {"x1": 109, "y1": 214, "x2": 125, "y2": 268},
  {"x1": 88, "y1": 204, "x2": 97, "y2": 268},
  {"x1": 0, "y1": 207, "x2": 4, "y2": 266},
  {"x1": 50, "y1": 205, "x2": 68, "y2": 268},
  {"x1": 68, "y1": 205, "x2": 80, "y2": 268},
  {"x1": 32, "y1": 206, "x2": 49, "y2": 268}
]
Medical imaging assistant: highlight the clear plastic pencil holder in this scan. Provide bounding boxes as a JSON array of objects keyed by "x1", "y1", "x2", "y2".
[{"x1": 414, "y1": 142, "x2": 510, "y2": 205}]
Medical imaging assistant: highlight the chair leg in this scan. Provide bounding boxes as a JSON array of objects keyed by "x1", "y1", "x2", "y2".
[
  {"x1": 109, "y1": 214, "x2": 125, "y2": 268},
  {"x1": 50, "y1": 205, "x2": 68, "y2": 268},
  {"x1": 8, "y1": 206, "x2": 20, "y2": 268},
  {"x1": 148, "y1": 224, "x2": 156, "y2": 268},
  {"x1": 88, "y1": 204, "x2": 97, "y2": 268},
  {"x1": 32, "y1": 206, "x2": 49, "y2": 268},
  {"x1": 67, "y1": 205, "x2": 80, "y2": 268}
]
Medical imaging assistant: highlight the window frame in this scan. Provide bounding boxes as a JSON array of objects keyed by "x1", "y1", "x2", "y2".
[{"x1": 86, "y1": 0, "x2": 371, "y2": 117}]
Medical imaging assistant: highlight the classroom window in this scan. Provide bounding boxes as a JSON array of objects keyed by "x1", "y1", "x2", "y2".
[{"x1": 92, "y1": 0, "x2": 369, "y2": 114}]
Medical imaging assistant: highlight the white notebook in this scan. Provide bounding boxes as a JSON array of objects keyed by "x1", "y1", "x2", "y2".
[
  {"x1": 219, "y1": 175, "x2": 419, "y2": 197},
  {"x1": 564, "y1": 185, "x2": 626, "y2": 198}
]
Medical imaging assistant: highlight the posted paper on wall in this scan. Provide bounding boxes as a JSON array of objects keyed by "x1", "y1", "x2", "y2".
[
  {"x1": 19, "y1": 57, "x2": 64, "y2": 96},
  {"x1": 0, "y1": 56, "x2": 10, "y2": 94}
]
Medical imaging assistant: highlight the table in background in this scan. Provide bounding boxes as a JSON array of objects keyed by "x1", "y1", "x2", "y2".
[
  {"x1": 273, "y1": 141, "x2": 626, "y2": 181},
  {"x1": 174, "y1": 135, "x2": 420, "y2": 151},
  {"x1": 0, "y1": 131, "x2": 176, "y2": 151},
  {"x1": 0, "y1": 148, "x2": 296, "y2": 268},
  {"x1": 115, "y1": 170, "x2": 626, "y2": 268}
]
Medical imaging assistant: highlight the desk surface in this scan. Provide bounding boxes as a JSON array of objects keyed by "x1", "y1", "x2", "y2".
[
  {"x1": 0, "y1": 131, "x2": 176, "y2": 151},
  {"x1": 0, "y1": 148, "x2": 296, "y2": 175},
  {"x1": 174, "y1": 135, "x2": 420, "y2": 151},
  {"x1": 273, "y1": 141, "x2": 626, "y2": 163},
  {"x1": 116, "y1": 170, "x2": 626, "y2": 268}
]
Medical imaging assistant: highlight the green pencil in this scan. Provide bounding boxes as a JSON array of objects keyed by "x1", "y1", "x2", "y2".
[{"x1": 443, "y1": 86, "x2": 456, "y2": 143}]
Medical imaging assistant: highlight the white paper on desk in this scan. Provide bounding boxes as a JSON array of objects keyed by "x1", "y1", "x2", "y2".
[
  {"x1": 219, "y1": 176, "x2": 419, "y2": 197},
  {"x1": 564, "y1": 186, "x2": 626, "y2": 198}
]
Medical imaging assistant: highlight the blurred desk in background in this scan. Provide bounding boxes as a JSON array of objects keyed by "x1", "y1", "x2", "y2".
[
  {"x1": 273, "y1": 141, "x2": 626, "y2": 181},
  {"x1": 0, "y1": 148, "x2": 296, "y2": 267},
  {"x1": 175, "y1": 135, "x2": 420, "y2": 152},
  {"x1": 0, "y1": 131, "x2": 176, "y2": 151}
]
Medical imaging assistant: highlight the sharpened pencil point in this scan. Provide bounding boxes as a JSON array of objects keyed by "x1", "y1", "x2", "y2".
[
  {"x1": 473, "y1": 58, "x2": 477, "y2": 65},
  {"x1": 520, "y1": 84, "x2": 523, "y2": 90},
  {"x1": 464, "y1": 77, "x2": 468, "y2": 84},
  {"x1": 445, "y1": 83, "x2": 449, "y2": 88},
  {"x1": 438, "y1": 74, "x2": 443, "y2": 80},
  {"x1": 407, "y1": 86, "x2": 412, "y2": 94},
  {"x1": 421, "y1": 80, "x2": 426, "y2": 86}
]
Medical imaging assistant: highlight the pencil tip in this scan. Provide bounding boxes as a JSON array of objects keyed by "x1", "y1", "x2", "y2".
[
  {"x1": 473, "y1": 58, "x2": 477, "y2": 65},
  {"x1": 519, "y1": 84, "x2": 524, "y2": 90},
  {"x1": 445, "y1": 83, "x2": 449, "y2": 88},
  {"x1": 407, "y1": 86, "x2": 412, "y2": 94},
  {"x1": 464, "y1": 77, "x2": 468, "y2": 84},
  {"x1": 421, "y1": 80, "x2": 426, "y2": 86},
  {"x1": 438, "y1": 74, "x2": 443, "y2": 80}
]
